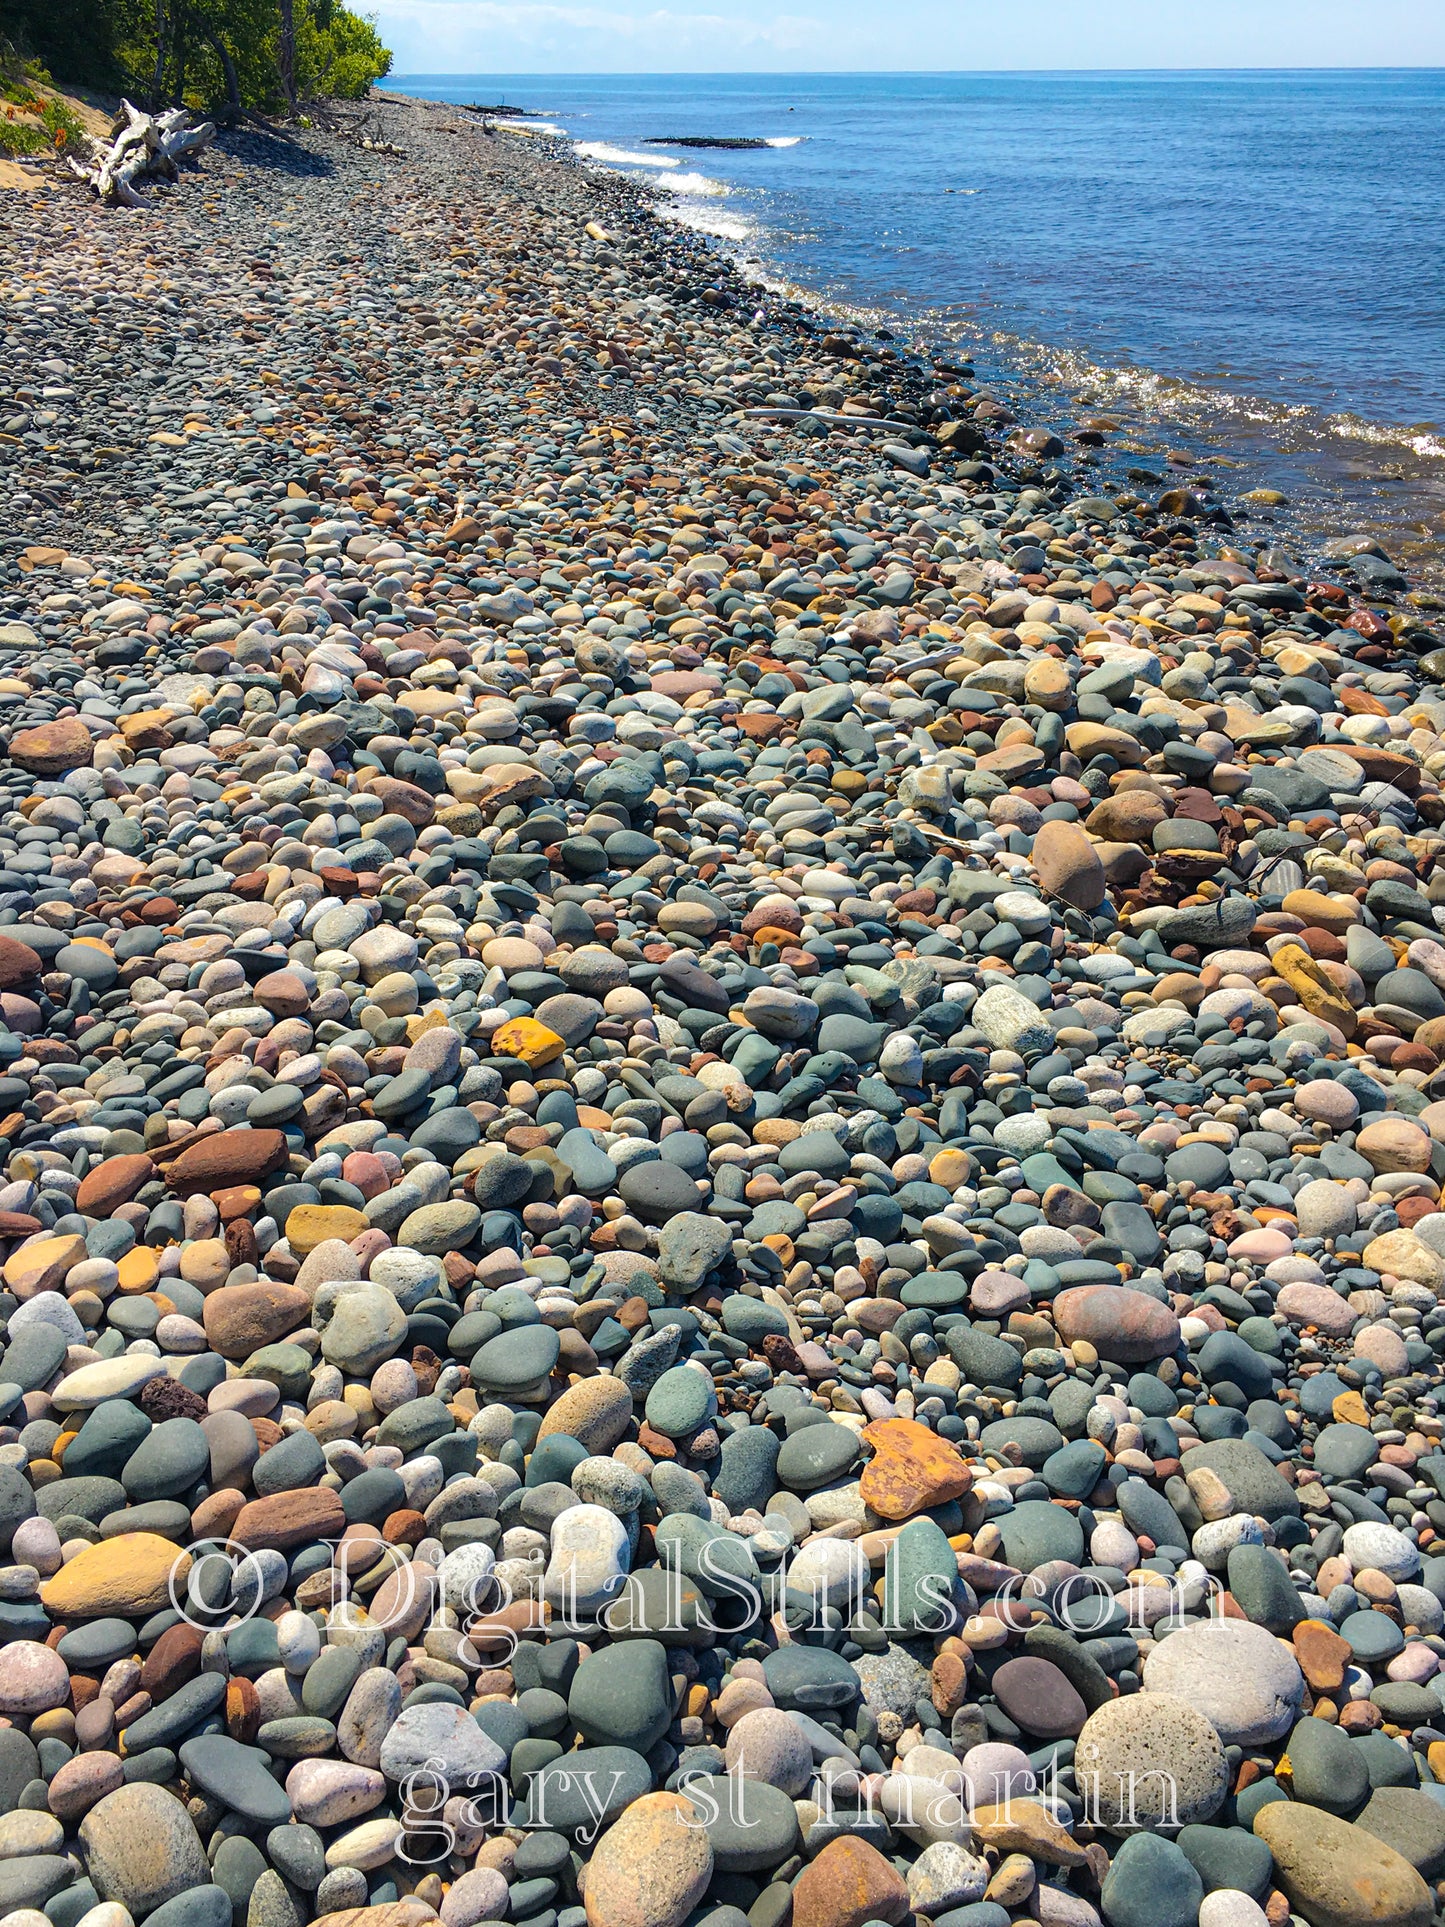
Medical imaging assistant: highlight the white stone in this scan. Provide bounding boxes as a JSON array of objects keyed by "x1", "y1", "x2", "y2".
[
  {"x1": 1342, "y1": 1520, "x2": 1421, "y2": 1582},
  {"x1": 541, "y1": 1503, "x2": 629, "y2": 1616},
  {"x1": 906, "y1": 1841, "x2": 989, "y2": 1914}
]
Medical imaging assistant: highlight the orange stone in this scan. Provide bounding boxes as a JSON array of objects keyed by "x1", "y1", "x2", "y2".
[
  {"x1": 931, "y1": 1648, "x2": 971, "y2": 1718},
  {"x1": 116, "y1": 1246, "x2": 160, "y2": 1293},
  {"x1": 10, "y1": 717, "x2": 94, "y2": 774},
  {"x1": 792, "y1": 1836, "x2": 909, "y2": 1927},
  {"x1": 859, "y1": 1417, "x2": 973, "y2": 1521},
  {"x1": 226, "y1": 1675, "x2": 261, "y2": 1742},
  {"x1": 213, "y1": 1185, "x2": 263, "y2": 1223},
  {"x1": 74, "y1": 1153, "x2": 153, "y2": 1217},
  {"x1": 1293, "y1": 1618, "x2": 1351, "y2": 1693},
  {"x1": 583, "y1": 1792, "x2": 714, "y2": 1927}
]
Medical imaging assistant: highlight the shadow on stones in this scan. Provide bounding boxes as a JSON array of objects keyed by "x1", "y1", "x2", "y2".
[{"x1": 227, "y1": 129, "x2": 336, "y2": 178}]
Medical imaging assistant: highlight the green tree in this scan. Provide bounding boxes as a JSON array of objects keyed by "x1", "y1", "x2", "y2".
[
  {"x1": 3, "y1": 0, "x2": 389, "y2": 113},
  {"x1": 295, "y1": 0, "x2": 390, "y2": 99}
]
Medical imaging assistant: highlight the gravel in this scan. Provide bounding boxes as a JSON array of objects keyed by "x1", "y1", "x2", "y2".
[{"x1": 2, "y1": 87, "x2": 1445, "y2": 1927}]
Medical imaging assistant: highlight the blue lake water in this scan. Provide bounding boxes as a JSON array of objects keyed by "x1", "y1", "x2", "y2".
[{"x1": 387, "y1": 72, "x2": 1445, "y2": 582}]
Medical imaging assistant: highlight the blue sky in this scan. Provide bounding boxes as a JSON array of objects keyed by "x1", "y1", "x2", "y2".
[{"x1": 377, "y1": 0, "x2": 1444, "y2": 75}]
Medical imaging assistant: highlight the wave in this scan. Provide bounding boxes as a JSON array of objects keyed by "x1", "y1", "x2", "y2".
[
  {"x1": 573, "y1": 141, "x2": 667, "y2": 167},
  {"x1": 1035, "y1": 344, "x2": 1445, "y2": 462},
  {"x1": 765, "y1": 136, "x2": 803, "y2": 147},
  {"x1": 661, "y1": 204, "x2": 755, "y2": 244},
  {"x1": 657, "y1": 171, "x2": 730, "y2": 198},
  {"x1": 510, "y1": 120, "x2": 566, "y2": 136},
  {"x1": 1323, "y1": 413, "x2": 1445, "y2": 460}
]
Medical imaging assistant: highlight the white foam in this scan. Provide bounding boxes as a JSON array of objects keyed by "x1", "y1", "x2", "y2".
[
  {"x1": 663, "y1": 206, "x2": 754, "y2": 243},
  {"x1": 765, "y1": 136, "x2": 803, "y2": 147},
  {"x1": 574, "y1": 141, "x2": 668, "y2": 167},
  {"x1": 1325, "y1": 412, "x2": 1445, "y2": 459},
  {"x1": 657, "y1": 171, "x2": 729, "y2": 197}
]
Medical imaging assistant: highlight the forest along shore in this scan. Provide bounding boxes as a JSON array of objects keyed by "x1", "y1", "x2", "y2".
[{"x1": 4, "y1": 82, "x2": 1445, "y2": 1927}]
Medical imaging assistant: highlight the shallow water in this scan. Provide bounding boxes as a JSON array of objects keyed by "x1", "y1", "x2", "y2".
[{"x1": 389, "y1": 71, "x2": 1445, "y2": 589}]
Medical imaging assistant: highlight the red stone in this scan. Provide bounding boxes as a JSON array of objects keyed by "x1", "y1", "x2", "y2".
[
  {"x1": 1298, "y1": 927, "x2": 1347, "y2": 963},
  {"x1": 0, "y1": 935, "x2": 42, "y2": 990},
  {"x1": 231, "y1": 1489, "x2": 346, "y2": 1551},
  {"x1": 165, "y1": 1127, "x2": 289, "y2": 1196},
  {"x1": 76, "y1": 1154, "x2": 153, "y2": 1217}
]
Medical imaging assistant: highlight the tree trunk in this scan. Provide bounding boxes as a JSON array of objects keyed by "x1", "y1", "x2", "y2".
[
  {"x1": 150, "y1": 0, "x2": 169, "y2": 106},
  {"x1": 277, "y1": 0, "x2": 296, "y2": 114},
  {"x1": 207, "y1": 31, "x2": 241, "y2": 120}
]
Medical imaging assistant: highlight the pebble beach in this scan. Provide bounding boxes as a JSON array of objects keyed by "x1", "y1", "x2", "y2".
[{"x1": 4, "y1": 82, "x2": 1445, "y2": 1927}]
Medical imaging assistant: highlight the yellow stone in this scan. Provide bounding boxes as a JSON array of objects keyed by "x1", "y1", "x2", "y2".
[
  {"x1": 1362, "y1": 1229, "x2": 1444, "y2": 1289},
  {"x1": 405, "y1": 1006, "x2": 453, "y2": 1041},
  {"x1": 929, "y1": 1149, "x2": 975, "y2": 1191},
  {"x1": 1332, "y1": 1390, "x2": 1371, "y2": 1427},
  {"x1": 490, "y1": 1017, "x2": 565, "y2": 1068},
  {"x1": 119, "y1": 709, "x2": 174, "y2": 746},
  {"x1": 41, "y1": 1533, "x2": 190, "y2": 1619},
  {"x1": 116, "y1": 1246, "x2": 160, "y2": 1293},
  {"x1": 1270, "y1": 943, "x2": 1356, "y2": 1036},
  {"x1": 1023, "y1": 657, "x2": 1073, "y2": 710},
  {"x1": 1222, "y1": 708, "x2": 1296, "y2": 749},
  {"x1": 1281, "y1": 888, "x2": 1360, "y2": 935},
  {"x1": 1063, "y1": 723, "x2": 1146, "y2": 767},
  {"x1": 286, "y1": 1203, "x2": 369, "y2": 1257},
  {"x1": 3, "y1": 1234, "x2": 87, "y2": 1299},
  {"x1": 986, "y1": 1856, "x2": 1037, "y2": 1908},
  {"x1": 972, "y1": 1801, "x2": 1087, "y2": 1867}
]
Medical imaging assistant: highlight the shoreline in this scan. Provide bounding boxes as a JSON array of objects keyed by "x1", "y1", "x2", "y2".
[
  {"x1": 397, "y1": 76, "x2": 1445, "y2": 603},
  {"x1": 4, "y1": 85, "x2": 1445, "y2": 1927},
  {"x1": 560, "y1": 106, "x2": 1445, "y2": 612},
  {"x1": 8, "y1": 81, "x2": 1442, "y2": 626}
]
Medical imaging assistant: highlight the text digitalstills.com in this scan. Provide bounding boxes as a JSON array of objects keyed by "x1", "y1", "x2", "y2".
[{"x1": 167, "y1": 1532, "x2": 1230, "y2": 1859}]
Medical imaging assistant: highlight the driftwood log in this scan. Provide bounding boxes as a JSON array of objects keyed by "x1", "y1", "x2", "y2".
[{"x1": 67, "y1": 100, "x2": 215, "y2": 206}]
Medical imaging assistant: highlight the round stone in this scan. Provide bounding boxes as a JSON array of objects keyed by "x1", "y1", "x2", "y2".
[
  {"x1": 1142, "y1": 1621, "x2": 1304, "y2": 1744},
  {"x1": 79, "y1": 1784, "x2": 210, "y2": 1916},
  {"x1": 1076, "y1": 1693, "x2": 1228, "y2": 1831}
]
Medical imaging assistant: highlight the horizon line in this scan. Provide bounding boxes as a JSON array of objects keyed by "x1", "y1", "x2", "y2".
[{"x1": 382, "y1": 64, "x2": 1445, "y2": 77}]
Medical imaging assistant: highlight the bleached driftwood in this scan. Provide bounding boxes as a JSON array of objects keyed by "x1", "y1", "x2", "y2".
[{"x1": 68, "y1": 100, "x2": 216, "y2": 206}]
